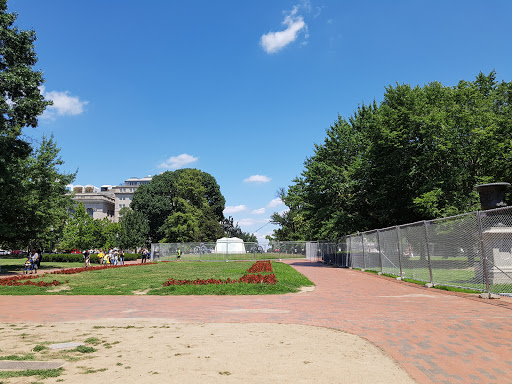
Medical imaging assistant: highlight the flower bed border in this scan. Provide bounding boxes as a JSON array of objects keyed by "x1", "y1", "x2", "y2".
[
  {"x1": 162, "y1": 260, "x2": 277, "y2": 286},
  {"x1": 0, "y1": 274, "x2": 65, "y2": 287}
]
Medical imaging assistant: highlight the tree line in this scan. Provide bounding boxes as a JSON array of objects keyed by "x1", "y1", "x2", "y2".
[{"x1": 271, "y1": 72, "x2": 512, "y2": 241}]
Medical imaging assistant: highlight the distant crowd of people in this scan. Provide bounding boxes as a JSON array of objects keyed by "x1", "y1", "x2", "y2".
[{"x1": 95, "y1": 248, "x2": 125, "y2": 266}]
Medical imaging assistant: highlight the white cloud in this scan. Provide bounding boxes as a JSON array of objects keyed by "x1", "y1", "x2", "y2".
[
  {"x1": 40, "y1": 86, "x2": 88, "y2": 118},
  {"x1": 260, "y1": 5, "x2": 308, "y2": 54},
  {"x1": 238, "y1": 217, "x2": 270, "y2": 228},
  {"x1": 238, "y1": 218, "x2": 256, "y2": 227},
  {"x1": 243, "y1": 175, "x2": 271, "y2": 184},
  {"x1": 267, "y1": 198, "x2": 284, "y2": 208},
  {"x1": 252, "y1": 208, "x2": 265, "y2": 215},
  {"x1": 158, "y1": 153, "x2": 198, "y2": 169},
  {"x1": 224, "y1": 205, "x2": 247, "y2": 214}
]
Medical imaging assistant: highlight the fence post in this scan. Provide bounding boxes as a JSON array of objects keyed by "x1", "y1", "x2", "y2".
[
  {"x1": 348, "y1": 235, "x2": 352, "y2": 268},
  {"x1": 395, "y1": 226, "x2": 403, "y2": 279},
  {"x1": 360, "y1": 233, "x2": 366, "y2": 270},
  {"x1": 477, "y1": 211, "x2": 492, "y2": 297},
  {"x1": 423, "y1": 221, "x2": 434, "y2": 287},
  {"x1": 377, "y1": 230, "x2": 383, "y2": 274}
]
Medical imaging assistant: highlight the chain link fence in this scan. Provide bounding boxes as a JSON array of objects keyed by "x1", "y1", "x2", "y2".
[
  {"x1": 324, "y1": 206, "x2": 512, "y2": 297},
  {"x1": 151, "y1": 240, "x2": 308, "y2": 262}
]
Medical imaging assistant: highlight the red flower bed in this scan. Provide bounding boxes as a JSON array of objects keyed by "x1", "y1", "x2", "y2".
[
  {"x1": 162, "y1": 273, "x2": 277, "y2": 286},
  {"x1": 0, "y1": 274, "x2": 64, "y2": 287},
  {"x1": 51, "y1": 262, "x2": 156, "y2": 275},
  {"x1": 246, "y1": 260, "x2": 273, "y2": 273},
  {"x1": 162, "y1": 261, "x2": 277, "y2": 287},
  {"x1": 239, "y1": 273, "x2": 277, "y2": 284},
  {"x1": 163, "y1": 277, "x2": 237, "y2": 286}
]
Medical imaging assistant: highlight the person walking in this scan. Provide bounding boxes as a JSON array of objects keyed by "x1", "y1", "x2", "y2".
[
  {"x1": 84, "y1": 249, "x2": 91, "y2": 267},
  {"x1": 30, "y1": 249, "x2": 39, "y2": 274},
  {"x1": 119, "y1": 250, "x2": 125, "y2": 265}
]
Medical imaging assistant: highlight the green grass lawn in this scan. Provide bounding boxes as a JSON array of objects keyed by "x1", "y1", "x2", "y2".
[
  {"x1": 0, "y1": 258, "x2": 85, "y2": 274},
  {"x1": 154, "y1": 252, "x2": 306, "y2": 262},
  {"x1": 0, "y1": 259, "x2": 314, "y2": 296}
]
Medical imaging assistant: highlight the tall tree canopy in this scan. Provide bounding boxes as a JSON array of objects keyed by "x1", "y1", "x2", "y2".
[
  {"x1": 0, "y1": 1, "x2": 75, "y2": 248},
  {"x1": 272, "y1": 72, "x2": 512, "y2": 240},
  {"x1": 130, "y1": 169, "x2": 226, "y2": 243}
]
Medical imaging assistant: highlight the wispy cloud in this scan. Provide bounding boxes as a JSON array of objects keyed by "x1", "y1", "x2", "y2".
[
  {"x1": 244, "y1": 175, "x2": 271, "y2": 184},
  {"x1": 224, "y1": 205, "x2": 247, "y2": 214},
  {"x1": 238, "y1": 218, "x2": 256, "y2": 227},
  {"x1": 238, "y1": 217, "x2": 270, "y2": 228},
  {"x1": 267, "y1": 198, "x2": 283, "y2": 208},
  {"x1": 260, "y1": 5, "x2": 309, "y2": 54},
  {"x1": 40, "y1": 86, "x2": 88, "y2": 119},
  {"x1": 158, "y1": 153, "x2": 198, "y2": 169},
  {"x1": 252, "y1": 208, "x2": 265, "y2": 215}
]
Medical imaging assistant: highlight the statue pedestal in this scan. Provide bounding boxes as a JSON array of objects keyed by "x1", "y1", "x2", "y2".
[{"x1": 481, "y1": 227, "x2": 512, "y2": 285}]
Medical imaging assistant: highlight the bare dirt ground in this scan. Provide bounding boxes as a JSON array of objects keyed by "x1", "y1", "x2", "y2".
[{"x1": 0, "y1": 319, "x2": 415, "y2": 383}]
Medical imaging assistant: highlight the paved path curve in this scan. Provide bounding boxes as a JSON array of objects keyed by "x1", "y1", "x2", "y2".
[{"x1": 1, "y1": 261, "x2": 511, "y2": 383}]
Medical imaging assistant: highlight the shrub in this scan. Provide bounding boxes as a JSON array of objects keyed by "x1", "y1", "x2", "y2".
[{"x1": 40, "y1": 253, "x2": 138, "y2": 263}]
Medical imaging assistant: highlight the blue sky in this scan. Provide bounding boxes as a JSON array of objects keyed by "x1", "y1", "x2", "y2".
[{"x1": 9, "y1": 0, "x2": 512, "y2": 241}]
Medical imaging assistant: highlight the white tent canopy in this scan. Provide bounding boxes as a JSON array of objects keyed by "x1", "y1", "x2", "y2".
[{"x1": 214, "y1": 237, "x2": 246, "y2": 254}]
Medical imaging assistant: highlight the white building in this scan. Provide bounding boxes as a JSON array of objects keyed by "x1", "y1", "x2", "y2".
[
  {"x1": 70, "y1": 185, "x2": 115, "y2": 221},
  {"x1": 68, "y1": 176, "x2": 152, "y2": 222},
  {"x1": 111, "y1": 176, "x2": 152, "y2": 222}
]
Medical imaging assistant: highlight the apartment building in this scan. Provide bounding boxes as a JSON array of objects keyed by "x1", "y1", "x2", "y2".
[
  {"x1": 111, "y1": 176, "x2": 152, "y2": 221},
  {"x1": 69, "y1": 176, "x2": 152, "y2": 222}
]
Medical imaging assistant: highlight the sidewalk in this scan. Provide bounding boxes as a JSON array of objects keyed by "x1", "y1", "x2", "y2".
[{"x1": 1, "y1": 260, "x2": 511, "y2": 383}]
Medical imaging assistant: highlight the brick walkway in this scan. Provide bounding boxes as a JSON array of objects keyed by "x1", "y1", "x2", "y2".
[{"x1": 1, "y1": 260, "x2": 511, "y2": 383}]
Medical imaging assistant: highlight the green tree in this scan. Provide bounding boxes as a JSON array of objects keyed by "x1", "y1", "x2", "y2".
[
  {"x1": 271, "y1": 106, "x2": 374, "y2": 240},
  {"x1": 90, "y1": 218, "x2": 120, "y2": 250},
  {"x1": 118, "y1": 207, "x2": 149, "y2": 250},
  {"x1": 0, "y1": 1, "x2": 75, "y2": 248},
  {"x1": 131, "y1": 169, "x2": 225, "y2": 242},
  {"x1": 59, "y1": 203, "x2": 94, "y2": 251},
  {"x1": 24, "y1": 136, "x2": 75, "y2": 247}
]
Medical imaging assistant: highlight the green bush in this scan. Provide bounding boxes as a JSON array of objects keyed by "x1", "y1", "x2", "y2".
[{"x1": 41, "y1": 253, "x2": 139, "y2": 263}]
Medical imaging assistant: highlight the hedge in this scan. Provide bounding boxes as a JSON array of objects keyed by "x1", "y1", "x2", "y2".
[{"x1": 40, "y1": 253, "x2": 139, "y2": 263}]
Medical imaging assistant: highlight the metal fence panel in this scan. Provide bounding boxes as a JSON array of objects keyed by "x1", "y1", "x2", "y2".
[
  {"x1": 379, "y1": 227, "x2": 401, "y2": 277},
  {"x1": 350, "y1": 234, "x2": 364, "y2": 269},
  {"x1": 334, "y1": 238, "x2": 350, "y2": 267},
  {"x1": 478, "y1": 206, "x2": 512, "y2": 295},
  {"x1": 398, "y1": 222, "x2": 431, "y2": 283},
  {"x1": 363, "y1": 230, "x2": 380, "y2": 271},
  {"x1": 427, "y1": 213, "x2": 484, "y2": 291}
]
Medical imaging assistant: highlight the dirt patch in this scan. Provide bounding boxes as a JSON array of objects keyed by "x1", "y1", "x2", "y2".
[
  {"x1": 46, "y1": 285, "x2": 72, "y2": 293},
  {"x1": 0, "y1": 320, "x2": 415, "y2": 384},
  {"x1": 133, "y1": 288, "x2": 151, "y2": 295}
]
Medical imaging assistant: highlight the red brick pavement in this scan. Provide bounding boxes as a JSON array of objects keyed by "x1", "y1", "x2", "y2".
[{"x1": 1, "y1": 260, "x2": 512, "y2": 384}]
